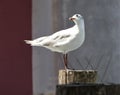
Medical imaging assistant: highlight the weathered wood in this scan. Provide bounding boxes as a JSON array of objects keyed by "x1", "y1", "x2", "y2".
[
  {"x1": 58, "y1": 69, "x2": 97, "y2": 84},
  {"x1": 56, "y1": 84, "x2": 120, "y2": 95}
]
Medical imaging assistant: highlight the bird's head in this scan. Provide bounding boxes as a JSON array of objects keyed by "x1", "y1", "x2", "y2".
[{"x1": 69, "y1": 14, "x2": 83, "y2": 24}]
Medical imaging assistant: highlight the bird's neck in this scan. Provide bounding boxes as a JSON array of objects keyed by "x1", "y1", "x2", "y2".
[{"x1": 75, "y1": 19, "x2": 85, "y2": 33}]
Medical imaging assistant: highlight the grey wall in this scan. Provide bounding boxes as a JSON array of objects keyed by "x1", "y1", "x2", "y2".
[{"x1": 32, "y1": 0, "x2": 56, "y2": 95}]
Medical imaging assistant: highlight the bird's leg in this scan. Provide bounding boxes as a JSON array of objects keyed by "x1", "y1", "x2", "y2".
[
  {"x1": 63, "y1": 54, "x2": 68, "y2": 69},
  {"x1": 63, "y1": 54, "x2": 68, "y2": 84},
  {"x1": 65, "y1": 54, "x2": 68, "y2": 69},
  {"x1": 63, "y1": 54, "x2": 66, "y2": 69}
]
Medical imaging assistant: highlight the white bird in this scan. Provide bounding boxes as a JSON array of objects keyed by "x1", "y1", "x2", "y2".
[{"x1": 25, "y1": 14, "x2": 85, "y2": 69}]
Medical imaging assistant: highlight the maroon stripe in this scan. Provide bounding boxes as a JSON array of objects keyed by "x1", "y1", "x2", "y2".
[{"x1": 0, "y1": 0, "x2": 32, "y2": 95}]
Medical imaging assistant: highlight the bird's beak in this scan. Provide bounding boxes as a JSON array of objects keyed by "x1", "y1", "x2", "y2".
[{"x1": 69, "y1": 17, "x2": 76, "y2": 21}]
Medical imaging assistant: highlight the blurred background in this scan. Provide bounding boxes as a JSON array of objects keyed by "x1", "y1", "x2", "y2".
[{"x1": 1, "y1": 0, "x2": 120, "y2": 95}]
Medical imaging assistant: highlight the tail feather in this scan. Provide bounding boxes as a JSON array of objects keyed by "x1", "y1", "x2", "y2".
[
  {"x1": 24, "y1": 40, "x2": 33, "y2": 45},
  {"x1": 24, "y1": 40, "x2": 42, "y2": 46}
]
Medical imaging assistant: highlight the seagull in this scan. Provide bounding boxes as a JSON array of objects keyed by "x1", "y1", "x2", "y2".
[{"x1": 24, "y1": 14, "x2": 85, "y2": 70}]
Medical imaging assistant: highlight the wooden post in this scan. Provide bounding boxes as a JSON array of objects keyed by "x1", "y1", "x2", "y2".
[
  {"x1": 58, "y1": 69, "x2": 97, "y2": 84},
  {"x1": 57, "y1": 70, "x2": 120, "y2": 95}
]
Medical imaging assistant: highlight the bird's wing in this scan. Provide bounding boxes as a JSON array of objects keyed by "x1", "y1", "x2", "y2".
[
  {"x1": 39, "y1": 29, "x2": 74, "y2": 47},
  {"x1": 51, "y1": 29, "x2": 76, "y2": 47},
  {"x1": 53, "y1": 34, "x2": 76, "y2": 47}
]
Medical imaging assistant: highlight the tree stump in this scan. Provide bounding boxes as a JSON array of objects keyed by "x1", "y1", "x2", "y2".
[{"x1": 58, "y1": 69, "x2": 97, "y2": 84}]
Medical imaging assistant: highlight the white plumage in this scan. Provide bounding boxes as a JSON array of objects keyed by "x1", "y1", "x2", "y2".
[
  {"x1": 25, "y1": 14, "x2": 85, "y2": 69},
  {"x1": 25, "y1": 14, "x2": 85, "y2": 54}
]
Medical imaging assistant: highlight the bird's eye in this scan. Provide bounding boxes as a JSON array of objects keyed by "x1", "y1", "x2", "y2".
[{"x1": 76, "y1": 14, "x2": 79, "y2": 17}]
